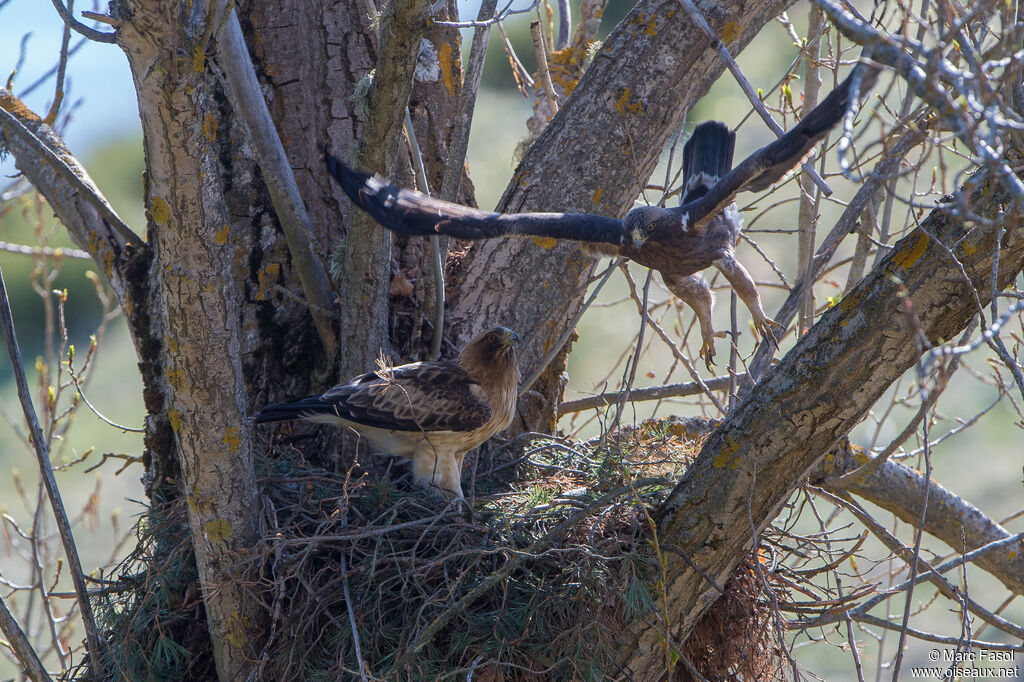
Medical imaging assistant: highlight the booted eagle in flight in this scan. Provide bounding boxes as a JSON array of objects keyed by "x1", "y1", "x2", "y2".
[
  {"x1": 326, "y1": 63, "x2": 879, "y2": 366},
  {"x1": 256, "y1": 327, "x2": 520, "y2": 498}
]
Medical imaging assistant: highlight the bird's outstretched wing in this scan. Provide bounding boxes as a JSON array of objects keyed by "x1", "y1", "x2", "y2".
[
  {"x1": 255, "y1": 362, "x2": 493, "y2": 433},
  {"x1": 671, "y1": 62, "x2": 881, "y2": 234},
  {"x1": 325, "y1": 153, "x2": 625, "y2": 246}
]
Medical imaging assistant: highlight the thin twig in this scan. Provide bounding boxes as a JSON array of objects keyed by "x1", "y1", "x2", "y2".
[
  {"x1": 0, "y1": 241, "x2": 91, "y2": 260},
  {"x1": 401, "y1": 109, "x2": 445, "y2": 360},
  {"x1": 612, "y1": 268, "x2": 653, "y2": 431},
  {"x1": 433, "y1": 0, "x2": 542, "y2": 28},
  {"x1": 497, "y1": 21, "x2": 534, "y2": 93},
  {"x1": 0, "y1": 595, "x2": 51, "y2": 682},
  {"x1": 0, "y1": 266, "x2": 104, "y2": 675},
  {"x1": 554, "y1": 0, "x2": 571, "y2": 49},
  {"x1": 676, "y1": 0, "x2": 832, "y2": 196},
  {"x1": 340, "y1": 552, "x2": 369, "y2": 682},
  {"x1": 530, "y1": 20, "x2": 559, "y2": 116},
  {"x1": 44, "y1": 0, "x2": 74, "y2": 124},
  {"x1": 796, "y1": 7, "x2": 824, "y2": 334},
  {"x1": 48, "y1": 0, "x2": 115, "y2": 43},
  {"x1": 558, "y1": 374, "x2": 738, "y2": 413},
  {"x1": 520, "y1": 258, "x2": 622, "y2": 394},
  {"x1": 439, "y1": 0, "x2": 498, "y2": 204}
]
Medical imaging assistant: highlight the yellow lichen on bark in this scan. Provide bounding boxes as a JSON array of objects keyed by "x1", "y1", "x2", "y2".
[{"x1": 891, "y1": 232, "x2": 929, "y2": 270}]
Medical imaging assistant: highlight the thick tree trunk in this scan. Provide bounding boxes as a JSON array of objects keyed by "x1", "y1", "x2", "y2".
[
  {"x1": 108, "y1": 0, "x2": 468, "y2": 676},
  {"x1": 447, "y1": 0, "x2": 797, "y2": 431},
  {"x1": 115, "y1": 5, "x2": 269, "y2": 677},
  {"x1": 616, "y1": 159, "x2": 1024, "y2": 676}
]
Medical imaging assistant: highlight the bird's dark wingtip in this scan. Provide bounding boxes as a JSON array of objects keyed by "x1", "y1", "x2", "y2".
[
  {"x1": 324, "y1": 150, "x2": 373, "y2": 208},
  {"x1": 794, "y1": 60, "x2": 881, "y2": 141}
]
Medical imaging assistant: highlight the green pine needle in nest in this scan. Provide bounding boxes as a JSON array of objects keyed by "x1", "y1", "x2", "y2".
[
  {"x1": 86, "y1": 493, "x2": 216, "y2": 681},
  {"x1": 85, "y1": 418, "x2": 785, "y2": 681},
  {"x1": 242, "y1": 419, "x2": 780, "y2": 680}
]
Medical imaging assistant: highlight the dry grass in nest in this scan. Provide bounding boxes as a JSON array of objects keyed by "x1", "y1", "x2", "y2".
[{"x1": 86, "y1": 418, "x2": 789, "y2": 680}]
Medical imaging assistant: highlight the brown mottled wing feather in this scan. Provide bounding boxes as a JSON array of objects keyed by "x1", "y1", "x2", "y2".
[
  {"x1": 320, "y1": 361, "x2": 492, "y2": 432},
  {"x1": 325, "y1": 153, "x2": 625, "y2": 246}
]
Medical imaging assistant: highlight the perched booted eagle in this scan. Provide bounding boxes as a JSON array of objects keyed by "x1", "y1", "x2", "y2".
[
  {"x1": 326, "y1": 63, "x2": 879, "y2": 366},
  {"x1": 256, "y1": 327, "x2": 521, "y2": 498}
]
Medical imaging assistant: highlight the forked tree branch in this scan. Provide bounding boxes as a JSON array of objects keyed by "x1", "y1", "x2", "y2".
[
  {"x1": 816, "y1": 441, "x2": 1024, "y2": 595},
  {"x1": 338, "y1": 0, "x2": 430, "y2": 377},
  {"x1": 49, "y1": 0, "x2": 116, "y2": 43},
  {"x1": 652, "y1": 419, "x2": 1024, "y2": 602},
  {"x1": 0, "y1": 90, "x2": 144, "y2": 327}
]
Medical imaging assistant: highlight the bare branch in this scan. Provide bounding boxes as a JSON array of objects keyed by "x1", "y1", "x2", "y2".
[
  {"x1": 0, "y1": 92, "x2": 139, "y2": 247},
  {"x1": 44, "y1": 0, "x2": 74, "y2": 124},
  {"x1": 401, "y1": 110, "x2": 445, "y2": 360},
  {"x1": 816, "y1": 442, "x2": 1024, "y2": 596},
  {"x1": 0, "y1": 268, "x2": 104, "y2": 674},
  {"x1": 48, "y1": 0, "x2": 115, "y2": 43},
  {"x1": 558, "y1": 374, "x2": 739, "y2": 414},
  {"x1": 0, "y1": 595, "x2": 51, "y2": 682},
  {"x1": 216, "y1": 10, "x2": 338, "y2": 358},
  {"x1": 438, "y1": 0, "x2": 498, "y2": 203},
  {"x1": 530, "y1": 20, "x2": 559, "y2": 117},
  {"x1": 0, "y1": 241, "x2": 91, "y2": 260}
]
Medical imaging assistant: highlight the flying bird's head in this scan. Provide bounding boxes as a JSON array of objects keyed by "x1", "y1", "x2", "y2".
[{"x1": 623, "y1": 205, "x2": 665, "y2": 250}]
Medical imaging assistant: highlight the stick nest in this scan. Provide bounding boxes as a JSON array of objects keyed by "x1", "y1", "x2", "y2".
[{"x1": 88, "y1": 418, "x2": 784, "y2": 681}]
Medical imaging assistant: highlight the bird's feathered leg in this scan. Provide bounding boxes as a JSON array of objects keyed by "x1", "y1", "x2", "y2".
[
  {"x1": 662, "y1": 272, "x2": 728, "y2": 369},
  {"x1": 412, "y1": 444, "x2": 465, "y2": 499},
  {"x1": 713, "y1": 255, "x2": 784, "y2": 347}
]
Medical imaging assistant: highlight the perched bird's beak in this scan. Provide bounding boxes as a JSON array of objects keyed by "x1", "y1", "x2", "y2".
[{"x1": 502, "y1": 328, "x2": 522, "y2": 346}]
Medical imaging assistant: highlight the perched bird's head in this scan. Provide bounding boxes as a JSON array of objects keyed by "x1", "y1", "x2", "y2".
[
  {"x1": 459, "y1": 326, "x2": 521, "y2": 379},
  {"x1": 479, "y1": 326, "x2": 520, "y2": 353},
  {"x1": 623, "y1": 205, "x2": 664, "y2": 250}
]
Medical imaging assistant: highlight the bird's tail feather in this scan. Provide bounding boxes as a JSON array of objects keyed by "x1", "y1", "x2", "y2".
[
  {"x1": 254, "y1": 396, "x2": 336, "y2": 424},
  {"x1": 682, "y1": 122, "x2": 736, "y2": 203}
]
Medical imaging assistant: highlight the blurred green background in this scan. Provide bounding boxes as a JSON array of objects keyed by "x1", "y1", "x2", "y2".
[{"x1": 1, "y1": 0, "x2": 1021, "y2": 679}]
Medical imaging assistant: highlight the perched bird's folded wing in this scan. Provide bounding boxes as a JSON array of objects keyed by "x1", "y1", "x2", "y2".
[
  {"x1": 326, "y1": 152, "x2": 625, "y2": 246},
  {"x1": 671, "y1": 61, "x2": 881, "y2": 233},
  {"x1": 320, "y1": 362, "x2": 494, "y2": 433}
]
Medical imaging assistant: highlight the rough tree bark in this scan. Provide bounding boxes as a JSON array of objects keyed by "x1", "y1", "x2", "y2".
[
  {"x1": 4, "y1": 0, "x2": 1021, "y2": 678},
  {"x1": 447, "y1": 0, "x2": 797, "y2": 431},
  {"x1": 617, "y1": 158, "x2": 1024, "y2": 675}
]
